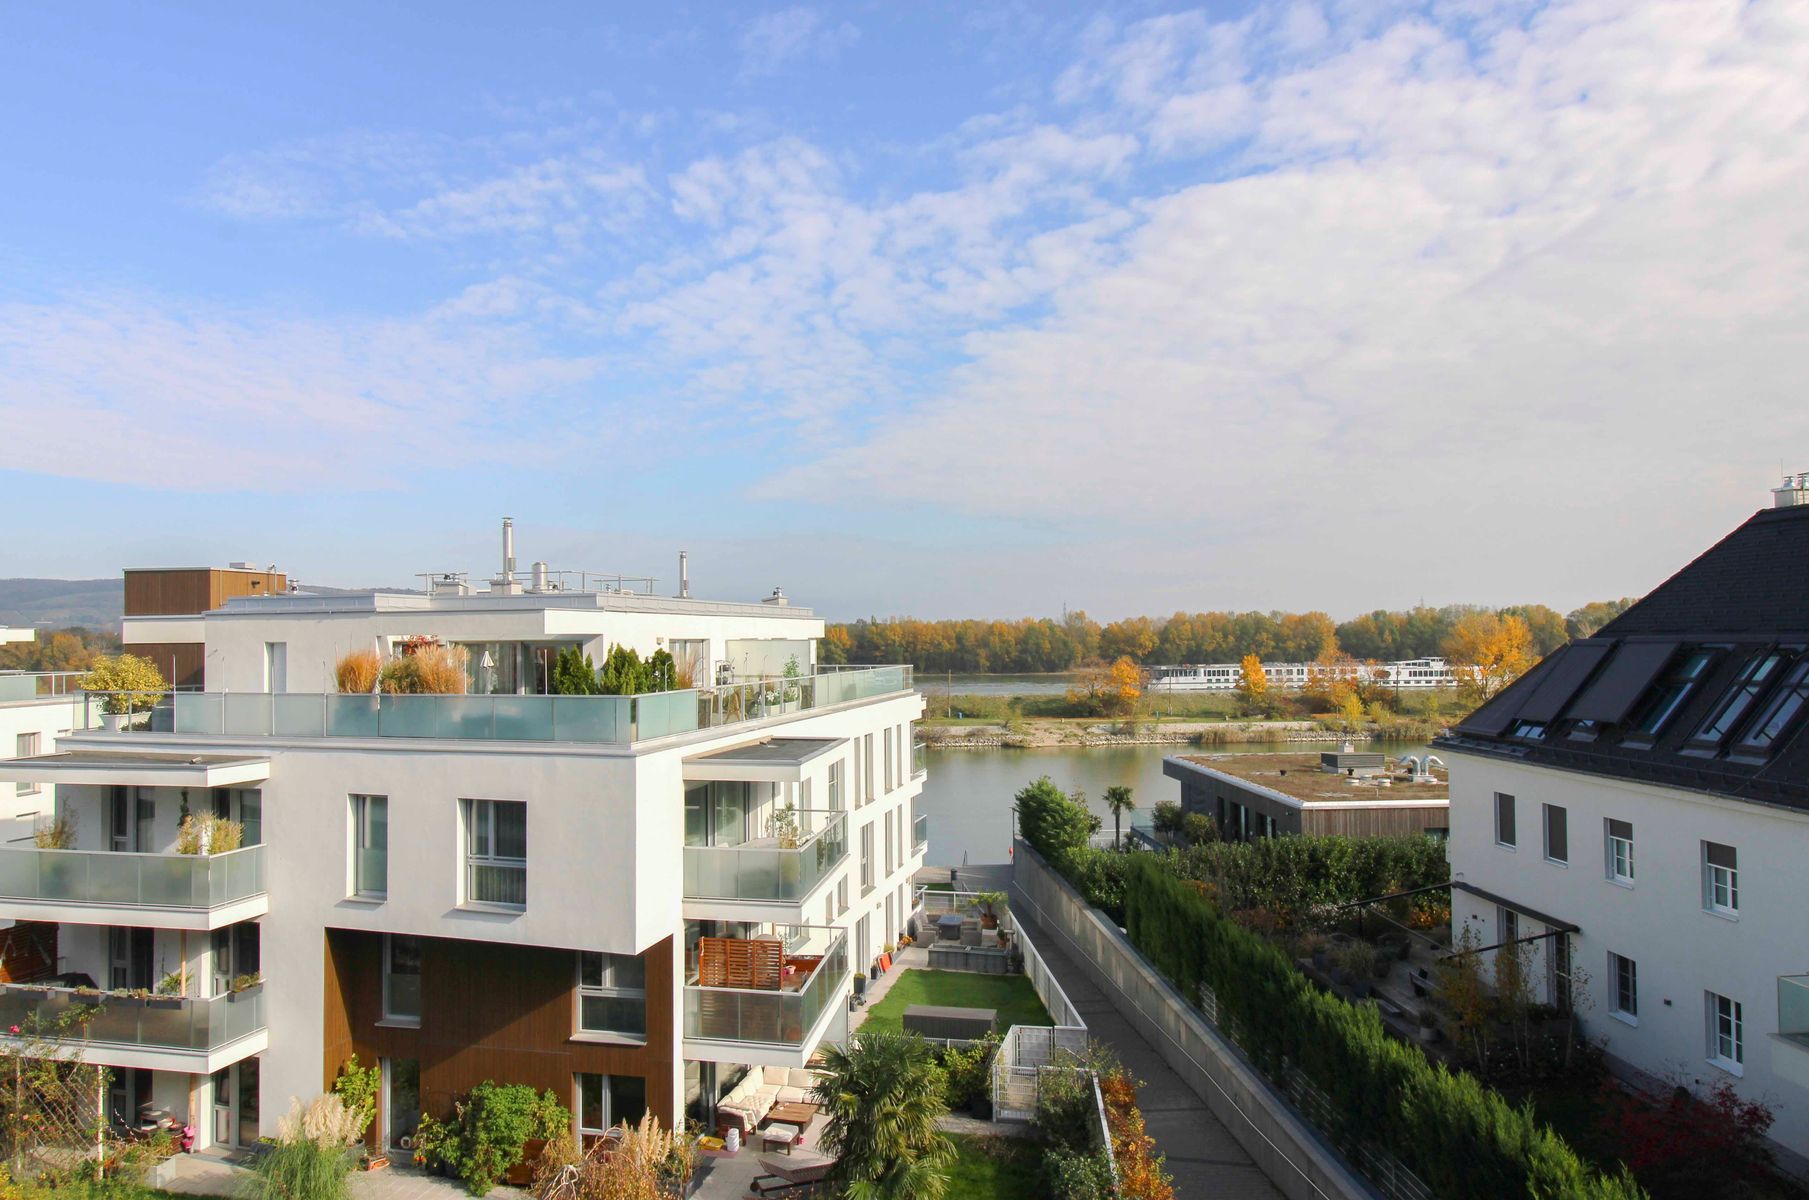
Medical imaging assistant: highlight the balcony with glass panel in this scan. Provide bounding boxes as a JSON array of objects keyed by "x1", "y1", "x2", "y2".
[
  {"x1": 1779, "y1": 976, "x2": 1809, "y2": 1050},
  {"x1": 913, "y1": 812, "x2": 928, "y2": 855},
  {"x1": 684, "y1": 811, "x2": 846, "y2": 905},
  {"x1": 0, "y1": 846, "x2": 266, "y2": 931},
  {"x1": 683, "y1": 925, "x2": 848, "y2": 1063},
  {"x1": 0, "y1": 979, "x2": 268, "y2": 1073}
]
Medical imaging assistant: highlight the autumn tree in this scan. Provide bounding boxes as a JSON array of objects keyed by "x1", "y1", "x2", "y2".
[
  {"x1": 1444, "y1": 612, "x2": 1536, "y2": 701},
  {"x1": 1566, "y1": 597, "x2": 1638, "y2": 639},
  {"x1": 1235, "y1": 654, "x2": 1267, "y2": 711}
]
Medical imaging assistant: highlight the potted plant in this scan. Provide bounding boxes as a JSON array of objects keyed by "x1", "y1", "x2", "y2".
[
  {"x1": 767, "y1": 803, "x2": 801, "y2": 850},
  {"x1": 1416, "y1": 1008, "x2": 1441, "y2": 1043},
  {"x1": 111, "y1": 987, "x2": 151, "y2": 1008},
  {"x1": 229, "y1": 972, "x2": 263, "y2": 999},
  {"x1": 996, "y1": 928, "x2": 1012, "y2": 951},
  {"x1": 973, "y1": 891, "x2": 1007, "y2": 930},
  {"x1": 779, "y1": 656, "x2": 804, "y2": 710},
  {"x1": 80, "y1": 654, "x2": 168, "y2": 730},
  {"x1": 852, "y1": 971, "x2": 866, "y2": 998}
]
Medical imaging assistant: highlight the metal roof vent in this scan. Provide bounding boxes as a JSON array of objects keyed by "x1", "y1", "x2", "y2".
[{"x1": 1773, "y1": 473, "x2": 1809, "y2": 509}]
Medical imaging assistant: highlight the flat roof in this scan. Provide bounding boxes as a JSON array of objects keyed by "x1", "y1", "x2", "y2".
[
  {"x1": 0, "y1": 751, "x2": 270, "y2": 787},
  {"x1": 683, "y1": 737, "x2": 845, "y2": 783},
  {"x1": 1164, "y1": 752, "x2": 1448, "y2": 807},
  {"x1": 208, "y1": 589, "x2": 817, "y2": 620}
]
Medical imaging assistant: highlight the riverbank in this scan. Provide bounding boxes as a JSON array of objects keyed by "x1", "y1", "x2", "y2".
[{"x1": 920, "y1": 716, "x2": 1446, "y2": 749}]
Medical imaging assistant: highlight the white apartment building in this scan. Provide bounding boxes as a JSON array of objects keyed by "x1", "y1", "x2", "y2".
[
  {"x1": 0, "y1": 550, "x2": 927, "y2": 1152},
  {"x1": 0, "y1": 628, "x2": 89, "y2": 845},
  {"x1": 1148, "y1": 656, "x2": 1463, "y2": 692},
  {"x1": 1440, "y1": 479, "x2": 1809, "y2": 1165}
]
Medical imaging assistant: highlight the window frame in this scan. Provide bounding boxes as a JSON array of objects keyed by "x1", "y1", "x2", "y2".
[
  {"x1": 1689, "y1": 649, "x2": 1791, "y2": 750},
  {"x1": 1702, "y1": 841, "x2": 1739, "y2": 918},
  {"x1": 1608, "y1": 952, "x2": 1638, "y2": 1024},
  {"x1": 1542, "y1": 803, "x2": 1568, "y2": 866},
  {"x1": 1707, "y1": 991, "x2": 1745, "y2": 1075},
  {"x1": 15, "y1": 732, "x2": 41, "y2": 796},
  {"x1": 1626, "y1": 648, "x2": 1718, "y2": 740},
  {"x1": 1733, "y1": 655, "x2": 1809, "y2": 757},
  {"x1": 1604, "y1": 818, "x2": 1634, "y2": 887},
  {"x1": 1494, "y1": 792, "x2": 1517, "y2": 849},
  {"x1": 351, "y1": 794, "x2": 388, "y2": 899},
  {"x1": 462, "y1": 797, "x2": 528, "y2": 910},
  {"x1": 575, "y1": 951, "x2": 647, "y2": 1041},
  {"x1": 576, "y1": 1072, "x2": 648, "y2": 1142}
]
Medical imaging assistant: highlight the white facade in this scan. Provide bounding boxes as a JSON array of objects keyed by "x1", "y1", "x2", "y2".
[
  {"x1": 1446, "y1": 749, "x2": 1809, "y2": 1160},
  {"x1": 0, "y1": 676, "x2": 86, "y2": 844}
]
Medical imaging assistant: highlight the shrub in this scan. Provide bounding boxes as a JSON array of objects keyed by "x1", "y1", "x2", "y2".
[
  {"x1": 938, "y1": 1034, "x2": 998, "y2": 1110},
  {"x1": 33, "y1": 813, "x2": 75, "y2": 849},
  {"x1": 175, "y1": 813, "x2": 242, "y2": 854},
  {"x1": 412, "y1": 645, "x2": 469, "y2": 694},
  {"x1": 334, "y1": 649, "x2": 381, "y2": 694},
  {"x1": 79, "y1": 654, "x2": 167, "y2": 713},
  {"x1": 1179, "y1": 811, "x2": 1214, "y2": 845},
  {"x1": 333, "y1": 1055, "x2": 382, "y2": 1141},
  {"x1": 246, "y1": 1096, "x2": 361, "y2": 1200},
  {"x1": 1044, "y1": 1148, "x2": 1114, "y2": 1200},
  {"x1": 553, "y1": 645, "x2": 600, "y2": 695},
  {"x1": 1101, "y1": 1070, "x2": 1173, "y2": 1200},
  {"x1": 448, "y1": 1082, "x2": 571, "y2": 1195}
]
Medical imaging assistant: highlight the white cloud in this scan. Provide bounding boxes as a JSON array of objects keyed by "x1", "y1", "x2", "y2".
[{"x1": 737, "y1": 8, "x2": 859, "y2": 80}]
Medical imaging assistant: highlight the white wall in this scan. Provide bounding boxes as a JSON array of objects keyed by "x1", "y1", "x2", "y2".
[
  {"x1": 0, "y1": 695, "x2": 82, "y2": 844},
  {"x1": 1447, "y1": 749, "x2": 1809, "y2": 1158}
]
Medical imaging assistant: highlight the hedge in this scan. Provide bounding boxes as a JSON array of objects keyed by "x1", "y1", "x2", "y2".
[{"x1": 1018, "y1": 780, "x2": 1641, "y2": 1198}]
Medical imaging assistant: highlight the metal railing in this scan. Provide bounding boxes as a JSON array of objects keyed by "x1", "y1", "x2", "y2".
[
  {"x1": 683, "y1": 928, "x2": 848, "y2": 1046},
  {"x1": 0, "y1": 845, "x2": 265, "y2": 910},
  {"x1": 0, "y1": 671, "x2": 87, "y2": 701},
  {"x1": 77, "y1": 665, "x2": 914, "y2": 746},
  {"x1": 0, "y1": 981, "x2": 266, "y2": 1054},
  {"x1": 684, "y1": 811, "x2": 847, "y2": 902}
]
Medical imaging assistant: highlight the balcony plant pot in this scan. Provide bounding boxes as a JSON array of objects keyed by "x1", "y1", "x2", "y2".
[
  {"x1": 112, "y1": 994, "x2": 149, "y2": 1009},
  {"x1": 229, "y1": 984, "x2": 263, "y2": 1001},
  {"x1": 102, "y1": 713, "x2": 128, "y2": 732},
  {"x1": 851, "y1": 974, "x2": 866, "y2": 997}
]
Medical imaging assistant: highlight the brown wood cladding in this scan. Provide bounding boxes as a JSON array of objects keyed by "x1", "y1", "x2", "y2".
[
  {"x1": 129, "y1": 643, "x2": 205, "y2": 689},
  {"x1": 124, "y1": 568, "x2": 287, "y2": 617},
  {"x1": 322, "y1": 930, "x2": 675, "y2": 1131}
]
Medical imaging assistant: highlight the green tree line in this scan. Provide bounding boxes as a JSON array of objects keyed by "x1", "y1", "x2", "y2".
[{"x1": 823, "y1": 599, "x2": 1636, "y2": 673}]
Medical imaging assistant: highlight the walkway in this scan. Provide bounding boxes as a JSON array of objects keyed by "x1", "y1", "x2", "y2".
[{"x1": 1007, "y1": 873, "x2": 1285, "y2": 1200}]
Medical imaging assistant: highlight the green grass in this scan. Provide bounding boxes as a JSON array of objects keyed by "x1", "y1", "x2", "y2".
[
  {"x1": 942, "y1": 1134, "x2": 1042, "y2": 1198},
  {"x1": 861, "y1": 968, "x2": 1053, "y2": 1035}
]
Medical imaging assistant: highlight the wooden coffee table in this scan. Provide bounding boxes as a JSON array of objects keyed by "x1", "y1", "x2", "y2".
[{"x1": 764, "y1": 1101, "x2": 819, "y2": 1128}]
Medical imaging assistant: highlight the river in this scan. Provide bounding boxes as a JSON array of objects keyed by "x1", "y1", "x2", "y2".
[{"x1": 917, "y1": 739, "x2": 1430, "y2": 867}]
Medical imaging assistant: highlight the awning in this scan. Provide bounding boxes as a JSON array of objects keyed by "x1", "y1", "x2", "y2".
[
  {"x1": 0, "y1": 751, "x2": 270, "y2": 787},
  {"x1": 683, "y1": 737, "x2": 845, "y2": 783}
]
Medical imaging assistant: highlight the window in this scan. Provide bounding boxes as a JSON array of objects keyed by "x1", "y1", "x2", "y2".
[
  {"x1": 1605, "y1": 819, "x2": 1634, "y2": 885},
  {"x1": 1494, "y1": 793, "x2": 1516, "y2": 848},
  {"x1": 1543, "y1": 804, "x2": 1568, "y2": 864},
  {"x1": 1693, "y1": 650, "x2": 1789, "y2": 747},
  {"x1": 883, "y1": 729, "x2": 894, "y2": 792},
  {"x1": 15, "y1": 733, "x2": 40, "y2": 796},
  {"x1": 863, "y1": 734, "x2": 875, "y2": 801},
  {"x1": 577, "y1": 952, "x2": 646, "y2": 1039},
  {"x1": 1609, "y1": 953, "x2": 1638, "y2": 1021},
  {"x1": 1629, "y1": 648, "x2": 1716, "y2": 737},
  {"x1": 860, "y1": 823, "x2": 874, "y2": 893},
  {"x1": 383, "y1": 935, "x2": 421, "y2": 1024},
  {"x1": 827, "y1": 761, "x2": 842, "y2": 811},
  {"x1": 838, "y1": 876, "x2": 848, "y2": 915},
  {"x1": 1735, "y1": 656, "x2": 1809, "y2": 755},
  {"x1": 1708, "y1": 992, "x2": 1744, "y2": 1072},
  {"x1": 1497, "y1": 905, "x2": 1519, "y2": 946},
  {"x1": 577, "y1": 1073, "x2": 648, "y2": 1142},
  {"x1": 351, "y1": 795, "x2": 387, "y2": 898},
  {"x1": 1509, "y1": 720, "x2": 1547, "y2": 740},
  {"x1": 463, "y1": 799, "x2": 527, "y2": 908},
  {"x1": 1703, "y1": 842, "x2": 1739, "y2": 916}
]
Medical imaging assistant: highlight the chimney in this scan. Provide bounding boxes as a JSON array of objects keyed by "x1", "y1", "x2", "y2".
[
  {"x1": 1774, "y1": 473, "x2": 1809, "y2": 509},
  {"x1": 762, "y1": 587, "x2": 789, "y2": 606},
  {"x1": 678, "y1": 551, "x2": 690, "y2": 599},
  {"x1": 490, "y1": 517, "x2": 523, "y2": 594}
]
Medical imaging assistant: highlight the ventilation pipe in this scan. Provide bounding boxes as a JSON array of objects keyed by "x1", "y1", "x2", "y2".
[
  {"x1": 1774, "y1": 473, "x2": 1809, "y2": 509},
  {"x1": 531, "y1": 561, "x2": 550, "y2": 592},
  {"x1": 678, "y1": 551, "x2": 690, "y2": 599},
  {"x1": 502, "y1": 517, "x2": 516, "y2": 576}
]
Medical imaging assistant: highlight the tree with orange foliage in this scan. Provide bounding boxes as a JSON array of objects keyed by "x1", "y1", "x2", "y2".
[
  {"x1": 1444, "y1": 612, "x2": 1537, "y2": 701},
  {"x1": 1101, "y1": 1069, "x2": 1174, "y2": 1200}
]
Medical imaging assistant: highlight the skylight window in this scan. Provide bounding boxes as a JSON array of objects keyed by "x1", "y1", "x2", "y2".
[
  {"x1": 1734, "y1": 657, "x2": 1809, "y2": 755},
  {"x1": 1509, "y1": 720, "x2": 1547, "y2": 741},
  {"x1": 1627, "y1": 649, "x2": 1716, "y2": 738},
  {"x1": 1690, "y1": 650, "x2": 1789, "y2": 747}
]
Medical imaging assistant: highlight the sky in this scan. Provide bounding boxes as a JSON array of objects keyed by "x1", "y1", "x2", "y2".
[{"x1": 2, "y1": 0, "x2": 1806, "y2": 622}]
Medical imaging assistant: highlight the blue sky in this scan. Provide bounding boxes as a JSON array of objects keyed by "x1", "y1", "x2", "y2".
[{"x1": 3, "y1": 1, "x2": 1806, "y2": 620}]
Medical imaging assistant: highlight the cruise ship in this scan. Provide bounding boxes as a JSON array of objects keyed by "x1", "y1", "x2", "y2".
[{"x1": 1148, "y1": 656, "x2": 1463, "y2": 693}]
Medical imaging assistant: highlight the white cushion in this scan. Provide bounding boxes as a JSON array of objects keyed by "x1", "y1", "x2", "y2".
[
  {"x1": 786, "y1": 1068, "x2": 817, "y2": 1090},
  {"x1": 764, "y1": 1066, "x2": 792, "y2": 1087},
  {"x1": 776, "y1": 1087, "x2": 809, "y2": 1104}
]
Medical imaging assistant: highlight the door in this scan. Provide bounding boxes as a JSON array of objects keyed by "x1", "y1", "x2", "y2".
[
  {"x1": 212, "y1": 928, "x2": 234, "y2": 995},
  {"x1": 385, "y1": 1059, "x2": 420, "y2": 1150},
  {"x1": 109, "y1": 787, "x2": 132, "y2": 852},
  {"x1": 135, "y1": 791, "x2": 155, "y2": 853},
  {"x1": 212, "y1": 1068, "x2": 233, "y2": 1145},
  {"x1": 236, "y1": 1058, "x2": 260, "y2": 1146},
  {"x1": 109, "y1": 929, "x2": 132, "y2": 990},
  {"x1": 264, "y1": 643, "x2": 287, "y2": 693}
]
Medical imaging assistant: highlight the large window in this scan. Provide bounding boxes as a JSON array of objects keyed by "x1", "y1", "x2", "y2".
[
  {"x1": 1703, "y1": 842, "x2": 1739, "y2": 916},
  {"x1": 1494, "y1": 793, "x2": 1516, "y2": 848},
  {"x1": 577, "y1": 1073, "x2": 648, "y2": 1142},
  {"x1": 15, "y1": 733, "x2": 40, "y2": 796},
  {"x1": 383, "y1": 934, "x2": 422, "y2": 1024},
  {"x1": 464, "y1": 799, "x2": 527, "y2": 908},
  {"x1": 1736, "y1": 656, "x2": 1809, "y2": 755},
  {"x1": 827, "y1": 761, "x2": 842, "y2": 811},
  {"x1": 577, "y1": 952, "x2": 646, "y2": 1039},
  {"x1": 1543, "y1": 804, "x2": 1568, "y2": 865},
  {"x1": 1692, "y1": 651, "x2": 1788, "y2": 746},
  {"x1": 1609, "y1": 953, "x2": 1637, "y2": 1021},
  {"x1": 860, "y1": 823, "x2": 874, "y2": 894},
  {"x1": 352, "y1": 795, "x2": 387, "y2": 898},
  {"x1": 1708, "y1": 992, "x2": 1744, "y2": 1073},
  {"x1": 1605, "y1": 819, "x2": 1634, "y2": 885},
  {"x1": 1629, "y1": 649, "x2": 1716, "y2": 737}
]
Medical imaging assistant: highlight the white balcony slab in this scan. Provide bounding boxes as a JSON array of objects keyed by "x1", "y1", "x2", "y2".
[{"x1": 0, "y1": 751, "x2": 270, "y2": 787}]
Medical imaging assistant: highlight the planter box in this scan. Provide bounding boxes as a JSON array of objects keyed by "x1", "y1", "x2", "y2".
[
  {"x1": 229, "y1": 984, "x2": 263, "y2": 1001},
  {"x1": 147, "y1": 997, "x2": 185, "y2": 1010}
]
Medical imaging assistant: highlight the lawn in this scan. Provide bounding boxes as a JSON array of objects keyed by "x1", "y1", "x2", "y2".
[
  {"x1": 943, "y1": 1134, "x2": 1042, "y2": 1197},
  {"x1": 861, "y1": 968, "x2": 1053, "y2": 1035}
]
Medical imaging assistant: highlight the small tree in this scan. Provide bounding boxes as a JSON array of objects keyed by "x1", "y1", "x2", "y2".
[
  {"x1": 553, "y1": 646, "x2": 601, "y2": 695},
  {"x1": 1180, "y1": 811, "x2": 1214, "y2": 846},
  {"x1": 79, "y1": 653, "x2": 167, "y2": 714},
  {"x1": 1235, "y1": 654, "x2": 1267, "y2": 713},
  {"x1": 1103, "y1": 785, "x2": 1135, "y2": 851},
  {"x1": 647, "y1": 649, "x2": 678, "y2": 692},
  {"x1": 815, "y1": 1032, "x2": 953, "y2": 1199},
  {"x1": 598, "y1": 645, "x2": 651, "y2": 696},
  {"x1": 1436, "y1": 925, "x2": 1493, "y2": 1072},
  {"x1": 333, "y1": 1056, "x2": 382, "y2": 1143},
  {"x1": 1150, "y1": 801, "x2": 1183, "y2": 839}
]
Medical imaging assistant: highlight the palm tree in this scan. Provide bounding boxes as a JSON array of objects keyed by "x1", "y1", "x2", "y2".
[
  {"x1": 1104, "y1": 784, "x2": 1135, "y2": 851},
  {"x1": 813, "y1": 1031, "x2": 954, "y2": 1199}
]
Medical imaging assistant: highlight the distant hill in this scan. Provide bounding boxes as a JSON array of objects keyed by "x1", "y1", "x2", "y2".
[{"x1": 0, "y1": 578, "x2": 122, "y2": 631}]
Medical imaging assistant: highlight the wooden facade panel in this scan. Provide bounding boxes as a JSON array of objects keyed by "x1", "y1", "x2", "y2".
[
  {"x1": 124, "y1": 568, "x2": 286, "y2": 617},
  {"x1": 322, "y1": 929, "x2": 676, "y2": 1134},
  {"x1": 1179, "y1": 776, "x2": 1448, "y2": 840},
  {"x1": 130, "y1": 642, "x2": 205, "y2": 690},
  {"x1": 1301, "y1": 806, "x2": 1449, "y2": 838}
]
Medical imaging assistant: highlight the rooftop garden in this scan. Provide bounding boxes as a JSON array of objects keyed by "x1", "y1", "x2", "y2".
[{"x1": 860, "y1": 968, "x2": 1053, "y2": 1037}]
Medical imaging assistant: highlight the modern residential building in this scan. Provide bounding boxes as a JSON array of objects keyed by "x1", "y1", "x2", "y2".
[
  {"x1": 1148, "y1": 656, "x2": 1463, "y2": 693},
  {"x1": 121, "y1": 565, "x2": 288, "y2": 690},
  {"x1": 0, "y1": 629, "x2": 90, "y2": 846},
  {"x1": 1439, "y1": 478, "x2": 1809, "y2": 1164},
  {"x1": 1163, "y1": 748, "x2": 1449, "y2": 839},
  {"x1": 0, "y1": 532, "x2": 927, "y2": 1154}
]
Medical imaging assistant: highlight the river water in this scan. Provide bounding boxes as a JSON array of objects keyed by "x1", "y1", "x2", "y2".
[{"x1": 917, "y1": 739, "x2": 1429, "y2": 867}]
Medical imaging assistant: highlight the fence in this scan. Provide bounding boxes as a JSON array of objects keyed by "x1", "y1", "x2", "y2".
[{"x1": 1012, "y1": 840, "x2": 1387, "y2": 1200}]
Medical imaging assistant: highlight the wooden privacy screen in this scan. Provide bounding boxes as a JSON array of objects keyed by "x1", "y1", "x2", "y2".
[{"x1": 696, "y1": 937, "x2": 783, "y2": 990}]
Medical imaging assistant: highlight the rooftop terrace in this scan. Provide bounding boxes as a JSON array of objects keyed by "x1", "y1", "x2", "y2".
[{"x1": 1167, "y1": 752, "x2": 1448, "y2": 806}]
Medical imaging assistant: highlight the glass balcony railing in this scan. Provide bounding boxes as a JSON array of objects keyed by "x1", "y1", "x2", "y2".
[
  {"x1": 685, "y1": 812, "x2": 846, "y2": 902},
  {"x1": 913, "y1": 813, "x2": 928, "y2": 853},
  {"x1": 0, "y1": 846, "x2": 265, "y2": 910},
  {"x1": 83, "y1": 665, "x2": 914, "y2": 746},
  {"x1": 1780, "y1": 976, "x2": 1809, "y2": 1048},
  {"x1": 0, "y1": 981, "x2": 266, "y2": 1054},
  {"x1": 684, "y1": 928, "x2": 847, "y2": 1047},
  {"x1": 913, "y1": 742, "x2": 927, "y2": 778}
]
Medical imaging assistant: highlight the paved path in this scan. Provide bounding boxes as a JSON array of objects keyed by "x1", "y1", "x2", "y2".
[{"x1": 1009, "y1": 881, "x2": 1285, "y2": 1200}]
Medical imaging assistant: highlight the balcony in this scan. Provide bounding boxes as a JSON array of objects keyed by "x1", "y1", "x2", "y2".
[
  {"x1": 1780, "y1": 976, "x2": 1809, "y2": 1049},
  {"x1": 913, "y1": 741, "x2": 927, "y2": 779},
  {"x1": 684, "y1": 812, "x2": 846, "y2": 904},
  {"x1": 913, "y1": 812, "x2": 928, "y2": 855},
  {"x1": 0, "y1": 980, "x2": 267, "y2": 1073},
  {"x1": 0, "y1": 846, "x2": 266, "y2": 930},
  {"x1": 683, "y1": 927, "x2": 848, "y2": 1058},
  {"x1": 79, "y1": 664, "x2": 914, "y2": 747}
]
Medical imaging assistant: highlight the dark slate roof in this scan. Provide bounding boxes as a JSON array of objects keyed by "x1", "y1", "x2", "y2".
[{"x1": 1436, "y1": 505, "x2": 1809, "y2": 812}]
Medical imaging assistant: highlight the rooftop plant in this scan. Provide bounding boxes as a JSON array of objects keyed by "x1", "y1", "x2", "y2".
[{"x1": 79, "y1": 653, "x2": 167, "y2": 713}]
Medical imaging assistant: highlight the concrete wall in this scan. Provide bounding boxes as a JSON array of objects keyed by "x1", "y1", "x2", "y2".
[
  {"x1": 1012, "y1": 842, "x2": 1377, "y2": 1200},
  {"x1": 0, "y1": 694, "x2": 82, "y2": 842}
]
